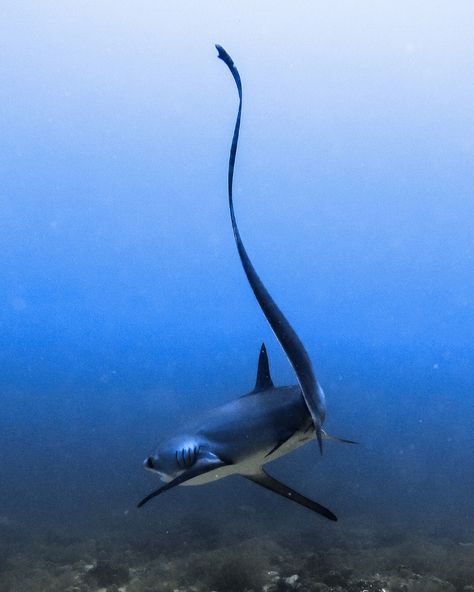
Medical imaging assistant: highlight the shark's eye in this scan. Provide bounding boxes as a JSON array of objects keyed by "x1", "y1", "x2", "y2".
[{"x1": 146, "y1": 456, "x2": 154, "y2": 469}]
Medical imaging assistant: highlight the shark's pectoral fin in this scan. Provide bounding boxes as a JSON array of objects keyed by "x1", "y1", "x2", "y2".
[
  {"x1": 244, "y1": 469, "x2": 337, "y2": 521},
  {"x1": 137, "y1": 454, "x2": 230, "y2": 509}
]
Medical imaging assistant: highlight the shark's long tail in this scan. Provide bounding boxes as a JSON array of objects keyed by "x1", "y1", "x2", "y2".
[{"x1": 216, "y1": 44, "x2": 326, "y2": 454}]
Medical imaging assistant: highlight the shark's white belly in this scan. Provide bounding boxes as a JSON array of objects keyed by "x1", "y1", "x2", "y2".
[{"x1": 182, "y1": 427, "x2": 315, "y2": 486}]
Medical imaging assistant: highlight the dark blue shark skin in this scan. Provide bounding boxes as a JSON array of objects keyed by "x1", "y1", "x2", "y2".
[{"x1": 168, "y1": 385, "x2": 310, "y2": 467}]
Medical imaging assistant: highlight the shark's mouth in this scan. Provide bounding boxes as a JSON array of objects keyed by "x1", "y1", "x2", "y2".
[
  {"x1": 143, "y1": 457, "x2": 174, "y2": 483},
  {"x1": 145, "y1": 467, "x2": 173, "y2": 483}
]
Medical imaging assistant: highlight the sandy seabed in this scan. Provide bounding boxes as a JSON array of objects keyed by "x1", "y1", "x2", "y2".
[{"x1": 1, "y1": 518, "x2": 473, "y2": 592}]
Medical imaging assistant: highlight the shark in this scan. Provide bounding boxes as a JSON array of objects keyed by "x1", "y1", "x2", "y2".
[{"x1": 137, "y1": 45, "x2": 354, "y2": 521}]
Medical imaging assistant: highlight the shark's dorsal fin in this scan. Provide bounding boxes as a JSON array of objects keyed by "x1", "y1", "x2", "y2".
[{"x1": 254, "y1": 343, "x2": 274, "y2": 392}]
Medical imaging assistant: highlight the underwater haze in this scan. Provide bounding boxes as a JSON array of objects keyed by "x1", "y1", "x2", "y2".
[{"x1": 0, "y1": 3, "x2": 473, "y2": 591}]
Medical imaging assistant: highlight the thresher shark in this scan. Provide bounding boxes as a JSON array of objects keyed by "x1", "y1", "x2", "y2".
[{"x1": 138, "y1": 45, "x2": 355, "y2": 521}]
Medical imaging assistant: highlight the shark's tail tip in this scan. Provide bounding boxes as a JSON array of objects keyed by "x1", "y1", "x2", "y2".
[{"x1": 215, "y1": 44, "x2": 234, "y2": 67}]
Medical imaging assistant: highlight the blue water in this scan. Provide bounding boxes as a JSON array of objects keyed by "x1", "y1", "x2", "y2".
[{"x1": 0, "y1": 4, "x2": 473, "y2": 590}]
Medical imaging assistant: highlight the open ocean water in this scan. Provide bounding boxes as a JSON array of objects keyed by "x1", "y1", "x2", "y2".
[{"x1": 0, "y1": 3, "x2": 473, "y2": 592}]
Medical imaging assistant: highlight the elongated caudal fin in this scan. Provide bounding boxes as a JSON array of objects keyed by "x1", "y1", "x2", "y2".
[{"x1": 216, "y1": 44, "x2": 326, "y2": 454}]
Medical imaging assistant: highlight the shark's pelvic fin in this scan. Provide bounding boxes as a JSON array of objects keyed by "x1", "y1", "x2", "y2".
[
  {"x1": 254, "y1": 342, "x2": 274, "y2": 392},
  {"x1": 322, "y1": 430, "x2": 358, "y2": 445},
  {"x1": 216, "y1": 44, "x2": 326, "y2": 455},
  {"x1": 244, "y1": 469, "x2": 337, "y2": 521}
]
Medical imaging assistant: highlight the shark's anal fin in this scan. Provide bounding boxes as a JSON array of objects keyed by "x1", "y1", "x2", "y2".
[
  {"x1": 216, "y1": 44, "x2": 326, "y2": 455},
  {"x1": 244, "y1": 469, "x2": 337, "y2": 521},
  {"x1": 253, "y1": 343, "x2": 274, "y2": 392},
  {"x1": 137, "y1": 456, "x2": 229, "y2": 509}
]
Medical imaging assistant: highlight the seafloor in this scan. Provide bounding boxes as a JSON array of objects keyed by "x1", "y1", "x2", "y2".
[{"x1": 1, "y1": 516, "x2": 473, "y2": 592}]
